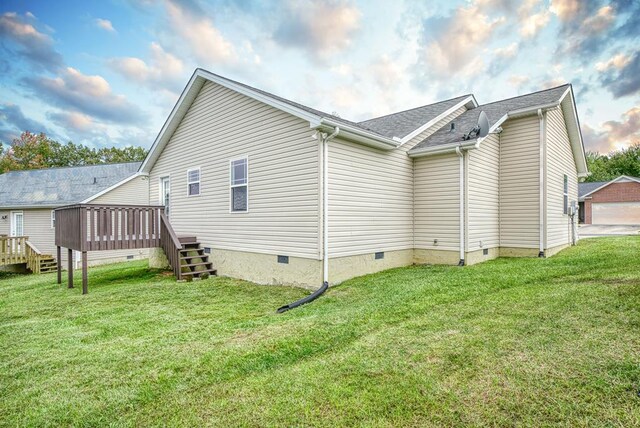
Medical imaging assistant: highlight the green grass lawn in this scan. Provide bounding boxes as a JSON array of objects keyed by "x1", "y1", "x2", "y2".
[{"x1": 1, "y1": 237, "x2": 639, "y2": 427}]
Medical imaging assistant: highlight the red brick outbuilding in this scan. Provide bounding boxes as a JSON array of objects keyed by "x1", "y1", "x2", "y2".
[{"x1": 578, "y1": 176, "x2": 640, "y2": 225}]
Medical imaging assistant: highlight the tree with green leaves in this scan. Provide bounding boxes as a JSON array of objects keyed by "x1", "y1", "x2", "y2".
[
  {"x1": 0, "y1": 131, "x2": 148, "y2": 174},
  {"x1": 585, "y1": 143, "x2": 640, "y2": 182}
]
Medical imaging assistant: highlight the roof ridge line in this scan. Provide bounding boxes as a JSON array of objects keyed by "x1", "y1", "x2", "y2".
[
  {"x1": 476, "y1": 84, "x2": 570, "y2": 108},
  {"x1": 1, "y1": 161, "x2": 141, "y2": 175}
]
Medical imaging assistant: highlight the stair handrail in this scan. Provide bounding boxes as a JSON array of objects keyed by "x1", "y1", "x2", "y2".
[
  {"x1": 159, "y1": 212, "x2": 183, "y2": 280},
  {"x1": 24, "y1": 240, "x2": 42, "y2": 274}
]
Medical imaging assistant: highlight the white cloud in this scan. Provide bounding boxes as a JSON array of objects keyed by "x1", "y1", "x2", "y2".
[
  {"x1": 418, "y1": 4, "x2": 505, "y2": 78},
  {"x1": 27, "y1": 67, "x2": 145, "y2": 124},
  {"x1": 583, "y1": 107, "x2": 640, "y2": 153},
  {"x1": 109, "y1": 42, "x2": 185, "y2": 90},
  {"x1": 0, "y1": 11, "x2": 63, "y2": 70},
  {"x1": 94, "y1": 18, "x2": 116, "y2": 33},
  {"x1": 371, "y1": 55, "x2": 401, "y2": 90},
  {"x1": 165, "y1": 0, "x2": 236, "y2": 65},
  {"x1": 494, "y1": 43, "x2": 518, "y2": 59},
  {"x1": 274, "y1": 0, "x2": 361, "y2": 59},
  {"x1": 550, "y1": 0, "x2": 580, "y2": 21},
  {"x1": 582, "y1": 5, "x2": 615, "y2": 34},
  {"x1": 330, "y1": 64, "x2": 353, "y2": 76},
  {"x1": 596, "y1": 53, "x2": 632, "y2": 72},
  {"x1": 48, "y1": 111, "x2": 96, "y2": 132}
]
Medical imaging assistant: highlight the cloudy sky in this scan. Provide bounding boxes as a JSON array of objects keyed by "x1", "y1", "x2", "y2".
[{"x1": 0, "y1": 0, "x2": 638, "y2": 154}]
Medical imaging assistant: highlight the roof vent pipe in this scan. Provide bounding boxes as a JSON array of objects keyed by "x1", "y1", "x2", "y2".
[{"x1": 277, "y1": 127, "x2": 340, "y2": 313}]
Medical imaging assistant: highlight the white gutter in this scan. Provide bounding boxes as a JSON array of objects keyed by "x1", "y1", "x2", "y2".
[
  {"x1": 538, "y1": 109, "x2": 546, "y2": 257},
  {"x1": 316, "y1": 119, "x2": 398, "y2": 150},
  {"x1": 455, "y1": 146, "x2": 465, "y2": 266},
  {"x1": 322, "y1": 127, "x2": 340, "y2": 284}
]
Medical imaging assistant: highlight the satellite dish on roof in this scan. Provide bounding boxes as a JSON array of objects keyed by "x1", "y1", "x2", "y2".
[
  {"x1": 477, "y1": 111, "x2": 489, "y2": 138},
  {"x1": 462, "y1": 110, "x2": 490, "y2": 140}
]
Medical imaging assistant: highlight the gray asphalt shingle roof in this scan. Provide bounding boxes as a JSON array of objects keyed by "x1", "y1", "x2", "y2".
[
  {"x1": 357, "y1": 95, "x2": 473, "y2": 139},
  {"x1": 0, "y1": 162, "x2": 141, "y2": 208},
  {"x1": 410, "y1": 85, "x2": 571, "y2": 152},
  {"x1": 579, "y1": 181, "x2": 608, "y2": 198}
]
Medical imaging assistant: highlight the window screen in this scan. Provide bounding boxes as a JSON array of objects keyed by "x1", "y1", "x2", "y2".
[
  {"x1": 230, "y1": 158, "x2": 248, "y2": 212},
  {"x1": 187, "y1": 168, "x2": 200, "y2": 196},
  {"x1": 563, "y1": 174, "x2": 568, "y2": 214}
]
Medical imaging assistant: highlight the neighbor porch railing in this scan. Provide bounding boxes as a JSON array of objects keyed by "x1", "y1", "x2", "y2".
[
  {"x1": 25, "y1": 241, "x2": 42, "y2": 274},
  {"x1": 0, "y1": 235, "x2": 28, "y2": 266}
]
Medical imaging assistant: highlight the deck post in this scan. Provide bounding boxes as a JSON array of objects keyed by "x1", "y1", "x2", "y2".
[
  {"x1": 82, "y1": 251, "x2": 88, "y2": 295},
  {"x1": 56, "y1": 246, "x2": 62, "y2": 284},
  {"x1": 67, "y1": 248, "x2": 73, "y2": 288}
]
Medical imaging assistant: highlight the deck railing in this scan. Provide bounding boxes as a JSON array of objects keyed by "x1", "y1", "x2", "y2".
[
  {"x1": 160, "y1": 212, "x2": 183, "y2": 280},
  {"x1": 0, "y1": 235, "x2": 28, "y2": 265},
  {"x1": 55, "y1": 204, "x2": 164, "y2": 252}
]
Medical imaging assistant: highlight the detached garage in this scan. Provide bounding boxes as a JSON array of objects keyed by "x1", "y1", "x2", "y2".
[{"x1": 579, "y1": 176, "x2": 640, "y2": 225}]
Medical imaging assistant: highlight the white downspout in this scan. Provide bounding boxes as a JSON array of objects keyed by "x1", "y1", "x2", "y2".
[
  {"x1": 456, "y1": 146, "x2": 465, "y2": 266},
  {"x1": 323, "y1": 127, "x2": 340, "y2": 284},
  {"x1": 538, "y1": 109, "x2": 545, "y2": 257}
]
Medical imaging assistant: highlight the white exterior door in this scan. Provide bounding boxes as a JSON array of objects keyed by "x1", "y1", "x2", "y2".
[
  {"x1": 592, "y1": 202, "x2": 640, "y2": 225},
  {"x1": 160, "y1": 177, "x2": 170, "y2": 217},
  {"x1": 10, "y1": 211, "x2": 24, "y2": 237}
]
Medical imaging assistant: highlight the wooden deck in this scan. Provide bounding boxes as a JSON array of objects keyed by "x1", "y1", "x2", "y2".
[
  {"x1": 54, "y1": 204, "x2": 214, "y2": 293},
  {"x1": 0, "y1": 235, "x2": 57, "y2": 274}
]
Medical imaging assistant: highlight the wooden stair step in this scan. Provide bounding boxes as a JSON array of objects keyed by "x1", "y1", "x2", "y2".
[
  {"x1": 181, "y1": 269, "x2": 217, "y2": 277},
  {"x1": 181, "y1": 262, "x2": 212, "y2": 268},
  {"x1": 178, "y1": 236, "x2": 198, "y2": 243}
]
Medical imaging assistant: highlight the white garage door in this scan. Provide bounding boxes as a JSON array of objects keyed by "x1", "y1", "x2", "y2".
[{"x1": 592, "y1": 202, "x2": 640, "y2": 225}]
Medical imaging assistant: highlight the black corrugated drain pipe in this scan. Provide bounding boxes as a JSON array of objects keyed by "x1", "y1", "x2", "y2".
[{"x1": 276, "y1": 281, "x2": 328, "y2": 313}]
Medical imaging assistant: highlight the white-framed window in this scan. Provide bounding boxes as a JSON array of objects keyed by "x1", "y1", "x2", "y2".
[
  {"x1": 187, "y1": 168, "x2": 201, "y2": 196},
  {"x1": 51, "y1": 210, "x2": 56, "y2": 229},
  {"x1": 230, "y1": 157, "x2": 248, "y2": 212},
  {"x1": 563, "y1": 174, "x2": 568, "y2": 215}
]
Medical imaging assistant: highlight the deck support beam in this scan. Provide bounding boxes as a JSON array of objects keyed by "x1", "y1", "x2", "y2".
[
  {"x1": 67, "y1": 248, "x2": 73, "y2": 288},
  {"x1": 56, "y1": 246, "x2": 61, "y2": 284},
  {"x1": 82, "y1": 251, "x2": 88, "y2": 295}
]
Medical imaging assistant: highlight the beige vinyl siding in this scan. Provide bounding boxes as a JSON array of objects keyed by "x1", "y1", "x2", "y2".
[
  {"x1": 148, "y1": 80, "x2": 320, "y2": 259},
  {"x1": 326, "y1": 106, "x2": 468, "y2": 258},
  {"x1": 467, "y1": 134, "x2": 500, "y2": 251},
  {"x1": 90, "y1": 175, "x2": 149, "y2": 205},
  {"x1": 0, "y1": 211, "x2": 10, "y2": 235},
  {"x1": 327, "y1": 139, "x2": 414, "y2": 257},
  {"x1": 414, "y1": 154, "x2": 460, "y2": 251},
  {"x1": 545, "y1": 108, "x2": 578, "y2": 248},
  {"x1": 499, "y1": 115, "x2": 540, "y2": 248}
]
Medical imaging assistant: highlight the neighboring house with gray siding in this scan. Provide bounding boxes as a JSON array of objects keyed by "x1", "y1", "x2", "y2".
[
  {"x1": 0, "y1": 162, "x2": 149, "y2": 267},
  {"x1": 140, "y1": 69, "x2": 588, "y2": 287}
]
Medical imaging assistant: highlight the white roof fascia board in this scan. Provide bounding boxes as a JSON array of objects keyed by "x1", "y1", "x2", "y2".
[
  {"x1": 317, "y1": 118, "x2": 399, "y2": 150},
  {"x1": 559, "y1": 87, "x2": 589, "y2": 176},
  {"x1": 408, "y1": 140, "x2": 478, "y2": 157},
  {"x1": 81, "y1": 173, "x2": 143, "y2": 203},
  {"x1": 396, "y1": 96, "x2": 477, "y2": 146}
]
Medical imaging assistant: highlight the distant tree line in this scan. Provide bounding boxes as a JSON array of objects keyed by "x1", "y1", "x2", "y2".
[
  {"x1": 0, "y1": 132, "x2": 148, "y2": 174},
  {"x1": 585, "y1": 143, "x2": 640, "y2": 182}
]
